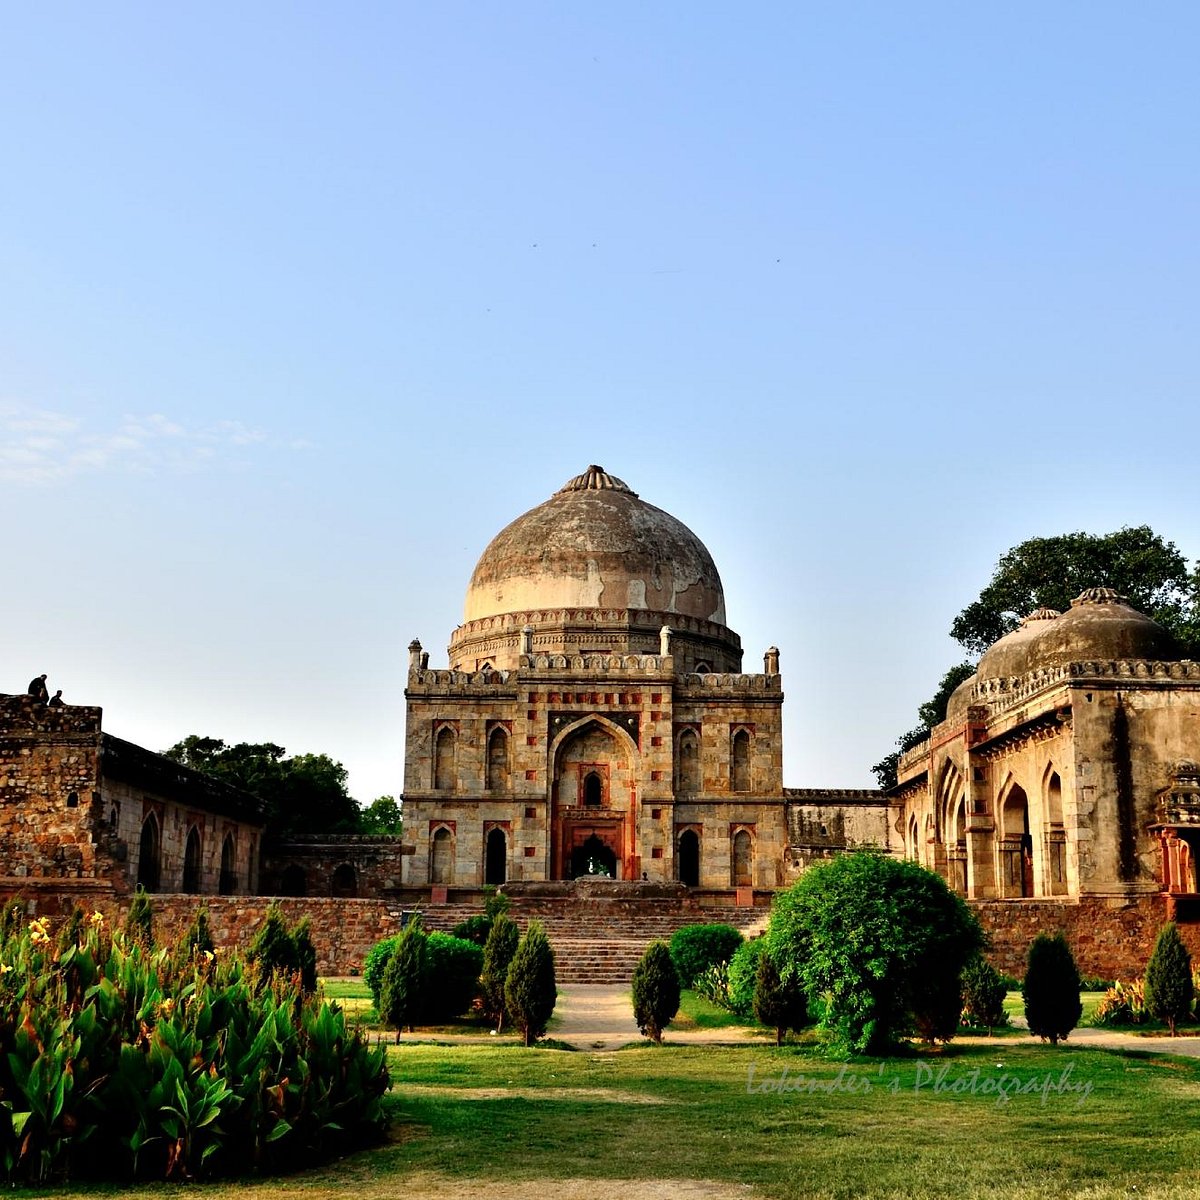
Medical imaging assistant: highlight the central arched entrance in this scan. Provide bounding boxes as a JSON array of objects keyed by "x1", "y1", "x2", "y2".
[
  {"x1": 570, "y1": 833, "x2": 618, "y2": 878},
  {"x1": 550, "y1": 716, "x2": 638, "y2": 880}
]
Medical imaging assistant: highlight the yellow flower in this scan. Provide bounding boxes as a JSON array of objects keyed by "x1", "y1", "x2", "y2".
[
  {"x1": 202, "y1": 950, "x2": 215, "y2": 963},
  {"x1": 0, "y1": 963, "x2": 11, "y2": 975},
  {"x1": 89, "y1": 911, "x2": 104, "y2": 926},
  {"x1": 160, "y1": 997, "x2": 175, "y2": 1016}
]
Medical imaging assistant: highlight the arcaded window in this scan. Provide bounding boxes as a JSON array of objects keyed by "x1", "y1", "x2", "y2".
[
  {"x1": 731, "y1": 729, "x2": 751, "y2": 792},
  {"x1": 676, "y1": 729, "x2": 700, "y2": 794},
  {"x1": 219, "y1": 833, "x2": 238, "y2": 895},
  {"x1": 182, "y1": 827, "x2": 202, "y2": 894},
  {"x1": 434, "y1": 726, "x2": 457, "y2": 791},
  {"x1": 431, "y1": 826, "x2": 454, "y2": 884},
  {"x1": 137, "y1": 814, "x2": 161, "y2": 892},
  {"x1": 583, "y1": 771, "x2": 603, "y2": 807},
  {"x1": 487, "y1": 727, "x2": 510, "y2": 791},
  {"x1": 332, "y1": 862, "x2": 358, "y2": 897},
  {"x1": 732, "y1": 828, "x2": 753, "y2": 887}
]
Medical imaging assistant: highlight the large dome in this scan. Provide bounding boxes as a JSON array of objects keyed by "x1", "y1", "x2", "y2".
[
  {"x1": 976, "y1": 588, "x2": 1180, "y2": 683},
  {"x1": 463, "y1": 466, "x2": 727, "y2": 625}
]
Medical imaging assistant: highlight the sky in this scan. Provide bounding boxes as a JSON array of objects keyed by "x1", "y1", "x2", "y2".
[{"x1": 4, "y1": 3, "x2": 1200, "y2": 805}]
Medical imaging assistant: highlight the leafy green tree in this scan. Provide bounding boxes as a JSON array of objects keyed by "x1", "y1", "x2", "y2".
[
  {"x1": 1022, "y1": 932, "x2": 1083, "y2": 1045},
  {"x1": 163, "y1": 736, "x2": 361, "y2": 834},
  {"x1": 752, "y1": 947, "x2": 808, "y2": 1046},
  {"x1": 423, "y1": 933, "x2": 484, "y2": 1021},
  {"x1": 480, "y1": 913, "x2": 521, "y2": 1031},
  {"x1": 668, "y1": 924, "x2": 744, "y2": 987},
  {"x1": 631, "y1": 941, "x2": 681, "y2": 1044},
  {"x1": 951, "y1": 526, "x2": 1198, "y2": 656},
  {"x1": 1144, "y1": 922, "x2": 1193, "y2": 1036},
  {"x1": 767, "y1": 852, "x2": 982, "y2": 1055},
  {"x1": 360, "y1": 795, "x2": 403, "y2": 835},
  {"x1": 380, "y1": 918, "x2": 429, "y2": 1038},
  {"x1": 504, "y1": 921, "x2": 557, "y2": 1047},
  {"x1": 727, "y1": 938, "x2": 766, "y2": 1016}
]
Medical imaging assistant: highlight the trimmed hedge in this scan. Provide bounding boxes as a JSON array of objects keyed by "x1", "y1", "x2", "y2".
[
  {"x1": 727, "y1": 938, "x2": 765, "y2": 1016},
  {"x1": 668, "y1": 924, "x2": 744, "y2": 987}
]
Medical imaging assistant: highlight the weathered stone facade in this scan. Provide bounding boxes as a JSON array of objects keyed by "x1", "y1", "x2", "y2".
[
  {"x1": 895, "y1": 590, "x2": 1200, "y2": 912},
  {"x1": 0, "y1": 693, "x2": 264, "y2": 905},
  {"x1": 402, "y1": 466, "x2": 896, "y2": 893}
]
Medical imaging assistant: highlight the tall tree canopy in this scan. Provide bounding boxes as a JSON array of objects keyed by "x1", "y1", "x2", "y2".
[
  {"x1": 950, "y1": 526, "x2": 1197, "y2": 656},
  {"x1": 872, "y1": 526, "x2": 1199, "y2": 790},
  {"x1": 163, "y1": 735, "x2": 362, "y2": 835}
]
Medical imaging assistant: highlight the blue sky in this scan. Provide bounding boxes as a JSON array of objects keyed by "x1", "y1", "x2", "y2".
[{"x1": 4, "y1": 3, "x2": 1199, "y2": 803}]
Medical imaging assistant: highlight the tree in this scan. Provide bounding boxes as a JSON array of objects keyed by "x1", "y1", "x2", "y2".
[
  {"x1": 163, "y1": 736, "x2": 361, "y2": 835},
  {"x1": 380, "y1": 918, "x2": 428, "y2": 1039},
  {"x1": 871, "y1": 663, "x2": 976, "y2": 789},
  {"x1": 248, "y1": 902, "x2": 300, "y2": 988},
  {"x1": 1022, "y1": 932, "x2": 1082, "y2": 1045},
  {"x1": 294, "y1": 916, "x2": 319, "y2": 994},
  {"x1": 360, "y1": 795, "x2": 403, "y2": 835},
  {"x1": 1144, "y1": 922, "x2": 1193, "y2": 1036},
  {"x1": 960, "y1": 952, "x2": 1010, "y2": 1033},
  {"x1": 480, "y1": 913, "x2": 520, "y2": 1031},
  {"x1": 752, "y1": 947, "x2": 807, "y2": 1046},
  {"x1": 183, "y1": 905, "x2": 215, "y2": 958},
  {"x1": 951, "y1": 527, "x2": 1198, "y2": 656},
  {"x1": 767, "y1": 852, "x2": 982, "y2": 1055},
  {"x1": 504, "y1": 921, "x2": 557, "y2": 1047},
  {"x1": 631, "y1": 941, "x2": 681, "y2": 1044}
]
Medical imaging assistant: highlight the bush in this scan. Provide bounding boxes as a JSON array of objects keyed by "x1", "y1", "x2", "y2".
[
  {"x1": 960, "y1": 953, "x2": 1010, "y2": 1032},
  {"x1": 451, "y1": 915, "x2": 493, "y2": 945},
  {"x1": 727, "y1": 939, "x2": 765, "y2": 1016},
  {"x1": 480, "y1": 914, "x2": 520, "y2": 1030},
  {"x1": 767, "y1": 851, "x2": 983, "y2": 1055},
  {"x1": 424, "y1": 933, "x2": 484, "y2": 1021},
  {"x1": 182, "y1": 906, "x2": 215, "y2": 959},
  {"x1": 504, "y1": 921, "x2": 557, "y2": 1046},
  {"x1": 1145, "y1": 922, "x2": 1194, "y2": 1036},
  {"x1": 753, "y1": 946, "x2": 808, "y2": 1045},
  {"x1": 246, "y1": 904, "x2": 316, "y2": 994},
  {"x1": 693, "y1": 961, "x2": 732, "y2": 1009},
  {"x1": 125, "y1": 887, "x2": 154, "y2": 948},
  {"x1": 0, "y1": 912, "x2": 389, "y2": 1184},
  {"x1": 632, "y1": 941, "x2": 681, "y2": 1044},
  {"x1": 364, "y1": 934, "x2": 400, "y2": 1007},
  {"x1": 668, "y1": 924, "x2": 744, "y2": 988},
  {"x1": 1023, "y1": 932, "x2": 1083, "y2": 1045},
  {"x1": 380, "y1": 918, "x2": 428, "y2": 1037},
  {"x1": 1080, "y1": 975, "x2": 1115, "y2": 992},
  {"x1": 294, "y1": 916, "x2": 318, "y2": 994},
  {"x1": 1093, "y1": 979, "x2": 1148, "y2": 1026}
]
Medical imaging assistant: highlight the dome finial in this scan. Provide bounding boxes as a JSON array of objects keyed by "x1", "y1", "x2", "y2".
[
  {"x1": 1072, "y1": 586, "x2": 1128, "y2": 607},
  {"x1": 557, "y1": 465, "x2": 637, "y2": 496}
]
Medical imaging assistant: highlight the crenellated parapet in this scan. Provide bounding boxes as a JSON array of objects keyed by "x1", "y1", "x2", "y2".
[
  {"x1": 677, "y1": 672, "x2": 782, "y2": 695},
  {"x1": 520, "y1": 653, "x2": 672, "y2": 674}
]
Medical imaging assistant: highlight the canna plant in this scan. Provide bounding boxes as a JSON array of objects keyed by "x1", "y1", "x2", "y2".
[{"x1": 0, "y1": 909, "x2": 389, "y2": 1184}]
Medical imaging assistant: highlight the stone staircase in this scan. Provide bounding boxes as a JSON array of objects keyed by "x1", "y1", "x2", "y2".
[{"x1": 417, "y1": 899, "x2": 771, "y2": 983}]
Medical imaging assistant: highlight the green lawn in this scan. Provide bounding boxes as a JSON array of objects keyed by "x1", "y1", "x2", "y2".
[{"x1": 30, "y1": 1025, "x2": 1200, "y2": 1198}]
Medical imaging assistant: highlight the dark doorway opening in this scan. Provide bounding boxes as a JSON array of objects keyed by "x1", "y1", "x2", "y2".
[
  {"x1": 678, "y1": 829, "x2": 700, "y2": 887},
  {"x1": 485, "y1": 827, "x2": 507, "y2": 885},
  {"x1": 570, "y1": 833, "x2": 617, "y2": 879}
]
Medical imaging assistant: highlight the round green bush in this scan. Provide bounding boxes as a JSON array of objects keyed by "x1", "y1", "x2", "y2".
[
  {"x1": 424, "y1": 932, "x2": 484, "y2": 1020},
  {"x1": 727, "y1": 938, "x2": 765, "y2": 1015},
  {"x1": 768, "y1": 851, "x2": 982, "y2": 1054},
  {"x1": 1023, "y1": 931, "x2": 1083, "y2": 1045},
  {"x1": 668, "y1": 924, "x2": 744, "y2": 988}
]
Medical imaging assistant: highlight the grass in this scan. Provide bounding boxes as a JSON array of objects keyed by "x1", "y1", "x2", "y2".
[
  {"x1": 27, "y1": 997, "x2": 1200, "y2": 1199},
  {"x1": 673, "y1": 988, "x2": 764, "y2": 1032}
]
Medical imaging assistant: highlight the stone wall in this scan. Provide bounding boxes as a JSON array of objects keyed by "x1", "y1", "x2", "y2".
[
  {"x1": 971, "y1": 895, "x2": 1200, "y2": 980},
  {"x1": 260, "y1": 836, "x2": 409, "y2": 898}
]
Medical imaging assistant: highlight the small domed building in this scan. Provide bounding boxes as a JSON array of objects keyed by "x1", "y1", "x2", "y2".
[
  {"x1": 401, "y1": 466, "x2": 888, "y2": 892},
  {"x1": 894, "y1": 587, "x2": 1200, "y2": 913}
]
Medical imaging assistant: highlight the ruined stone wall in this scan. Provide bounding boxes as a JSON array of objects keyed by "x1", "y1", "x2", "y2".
[
  {"x1": 0, "y1": 696, "x2": 113, "y2": 889},
  {"x1": 970, "y1": 894, "x2": 1200, "y2": 981},
  {"x1": 260, "y1": 836, "x2": 408, "y2": 897}
]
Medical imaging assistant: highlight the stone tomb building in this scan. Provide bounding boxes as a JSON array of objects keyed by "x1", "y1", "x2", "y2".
[
  {"x1": 895, "y1": 588, "x2": 1200, "y2": 916},
  {"x1": 0, "y1": 693, "x2": 265, "y2": 907},
  {"x1": 401, "y1": 466, "x2": 891, "y2": 893}
]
